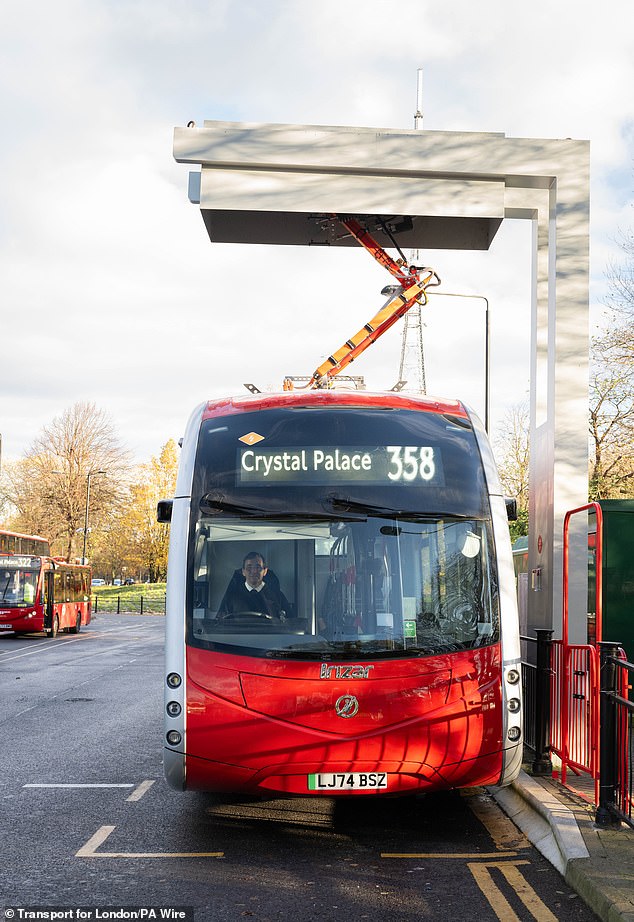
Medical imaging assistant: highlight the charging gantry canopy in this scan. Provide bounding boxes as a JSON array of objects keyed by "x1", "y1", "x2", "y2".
[
  {"x1": 173, "y1": 118, "x2": 591, "y2": 642},
  {"x1": 174, "y1": 121, "x2": 504, "y2": 250}
]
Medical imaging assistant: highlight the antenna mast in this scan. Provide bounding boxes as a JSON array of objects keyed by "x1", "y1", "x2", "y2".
[
  {"x1": 414, "y1": 67, "x2": 424, "y2": 129},
  {"x1": 398, "y1": 69, "x2": 427, "y2": 394}
]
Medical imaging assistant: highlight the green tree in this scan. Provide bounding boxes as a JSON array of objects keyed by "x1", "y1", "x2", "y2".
[{"x1": 95, "y1": 440, "x2": 179, "y2": 582}]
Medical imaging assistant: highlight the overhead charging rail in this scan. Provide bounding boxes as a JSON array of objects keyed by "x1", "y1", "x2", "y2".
[{"x1": 284, "y1": 215, "x2": 440, "y2": 390}]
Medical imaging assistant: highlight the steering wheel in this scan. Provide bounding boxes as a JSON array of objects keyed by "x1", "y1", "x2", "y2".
[{"x1": 222, "y1": 610, "x2": 274, "y2": 623}]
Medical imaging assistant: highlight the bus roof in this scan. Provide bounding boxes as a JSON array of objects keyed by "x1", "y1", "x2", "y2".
[{"x1": 201, "y1": 390, "x2": 468, "y2": 420}]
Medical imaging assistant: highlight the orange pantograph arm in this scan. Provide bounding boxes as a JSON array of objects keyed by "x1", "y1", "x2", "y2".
[{"x1": 306, "y1": 217, "x2": 439, "y2": 388}]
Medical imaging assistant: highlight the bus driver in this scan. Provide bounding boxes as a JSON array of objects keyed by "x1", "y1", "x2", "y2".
[{"x1": 218, "y1": 551, "x2": 291, "y2": 621}]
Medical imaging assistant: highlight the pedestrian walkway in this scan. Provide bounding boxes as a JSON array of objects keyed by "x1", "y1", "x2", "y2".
[{"x1": 492, "y1": 770, "x2": 634, "y2": 922}]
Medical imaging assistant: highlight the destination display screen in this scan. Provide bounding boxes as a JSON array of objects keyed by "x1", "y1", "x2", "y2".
[
  {"x1": 0, "y1": 556, "x2": 41, "y2": 569},
  {"x1": 195, "y1": 404, "x2": 489, "y2": 520},
  {"x1": 238, "y1": 445, "x2": 444, "y2": 486}
]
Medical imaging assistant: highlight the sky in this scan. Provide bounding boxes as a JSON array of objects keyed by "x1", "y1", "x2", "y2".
[{"x1": 1, "y1": 0, "x2": 633, "y2": 466}]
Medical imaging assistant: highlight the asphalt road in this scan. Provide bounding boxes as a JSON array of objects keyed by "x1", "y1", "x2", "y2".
[{"x1": 0, "y1": 613, "x2": 599, "y2": 921}]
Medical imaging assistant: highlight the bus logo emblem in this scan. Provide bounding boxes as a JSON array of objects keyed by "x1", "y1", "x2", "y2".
[
  {"x1": 239, "y1": 432, "x2": 265, "y2": 445},
  {"x1": 320, "y1": 663, "x2": 374, "y2": 679},
  {"x1": 335, "y1": 695, "x2": 359, "y2": 718}
]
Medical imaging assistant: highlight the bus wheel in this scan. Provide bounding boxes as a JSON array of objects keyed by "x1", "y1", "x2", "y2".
[
  {"x1": 69, "y1": 613, "x2": 81, "y2": 634},
  {"x1": 47, "y1": 615, "x2": 60, "y2": 638}
]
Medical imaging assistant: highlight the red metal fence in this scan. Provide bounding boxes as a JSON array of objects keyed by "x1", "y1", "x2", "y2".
[
  {"x1": 550, "y1": 639, "x2": 599, "y2": 804},
  {"x1": 524, "y1": 501, "x2": 633, "y2": 825}
]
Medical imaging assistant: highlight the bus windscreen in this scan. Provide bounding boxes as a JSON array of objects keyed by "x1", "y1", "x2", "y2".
[
  {"x1": 0, "y1": 556, "x2": 41, "y2": 606},
  {"x1": 187, "y1": 406, "x2": 499, "y2": 660}
]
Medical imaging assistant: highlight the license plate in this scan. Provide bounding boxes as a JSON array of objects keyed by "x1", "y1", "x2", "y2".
[
  {"x1": 0, "y1": 624, "x2": 13, "y2": 629},
  {"x1": 308, "y1": 772, "x2": 388, "y2": 791}
]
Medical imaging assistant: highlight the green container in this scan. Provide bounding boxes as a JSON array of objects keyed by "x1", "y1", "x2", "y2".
[{"x1": 589, "y1": 501, "x2": 634, "y2": 658}]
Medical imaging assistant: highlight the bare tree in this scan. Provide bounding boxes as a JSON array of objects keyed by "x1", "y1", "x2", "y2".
[
  {"x1": 494, "y1": 400, "x2": 530, "y2": 540},
  {"x1": 605, "y1": 226, "x2": 634, "y2": 321},
  {"x1": 589, "y1": 221, "x2": 634, "y2": 498},
  {"x1": 589, "y1": 330, "x2": 634, "y2": 499},
  {"x1": 1, "y1": 457, "x2": 60, "y2": 539},
  {"x1": 4, "y1": 402, "x2": 130, "y2": 560}
]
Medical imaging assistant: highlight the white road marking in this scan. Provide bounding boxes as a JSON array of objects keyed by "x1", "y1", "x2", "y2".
[
  {"x1": 24, "y1": 783, "x2": 134, "y2": 789},
  {"x1": 0, "y1": 623, "x2": 157, "y2": 663},
  {"x1": 76, "y1": 825, "x2": 224, "y2": 859},
  {"x1": 0, "y1": 636, "x2": 90, "y2": 661},
  {"x1": 126, "y1": 780, "x2": 156, "y2": 801}
]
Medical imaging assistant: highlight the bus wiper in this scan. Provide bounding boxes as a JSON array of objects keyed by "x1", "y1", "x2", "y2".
[
  {"x1": 201, "y1": 495, "x2": 361, "y2": 523},
  {"x1": 323, "y1": 497, "x2": 477, "y2": 525},
  {"x1": 265, "y1": 644, "x2": 337, "y2": 658},
  {"x1": 323, "y1": 495, "x2": 400, "y2": 517},
  {"x1": 200, "y1": 495, "x2": 265, "y2": 516}
]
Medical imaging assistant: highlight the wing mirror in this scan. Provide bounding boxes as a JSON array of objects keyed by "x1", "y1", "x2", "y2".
[{"x1": 157, "y1": 499, "x2": 173, "y2": 523}]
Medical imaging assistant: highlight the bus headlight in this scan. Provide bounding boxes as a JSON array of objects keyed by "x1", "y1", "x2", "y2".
[
  {"x1": 167, "y1": 673, "x2": 182, "y2": 688},
  {"x1": 166, "y1": 701, "x2": 182, "y2": 717},
  {"x1": 508, "y1": 697, "x2": 521, "y2": 713},
  {"x1": 507, "y1": 726, "x2": 521, "y2": 742},
  {"x1": 166, "y1": 730, "x2": 182, "y2": 746},
  {"x1": 506, "y1": 668, "x2": 520, "y2": 685}
]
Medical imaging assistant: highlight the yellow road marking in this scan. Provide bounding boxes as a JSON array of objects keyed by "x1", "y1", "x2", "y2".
[
  {"x1": 468, "y1": 861, "x2": 558, "y2": 922},
  {"x1": 463, "y1": 789, "x2": 530, "y2": 851},
  {"x1": 381, "y1": 852, "x2": 518, "y2": 859},
  {"x1": 76, "y1": 825, "x2": 224, "y2": 859}
]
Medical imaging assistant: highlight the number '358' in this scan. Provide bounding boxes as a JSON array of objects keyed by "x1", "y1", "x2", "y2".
[{"x1": 386, "y1": 446, "x2": 435, "y2": 482}]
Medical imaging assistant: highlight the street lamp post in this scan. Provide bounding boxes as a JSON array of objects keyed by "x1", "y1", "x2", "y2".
[
  {"x1": 428, "y1": 292, "x2": 490, "y2": 434},
  {"x1": 82, "y1": 470, "x2": 106, "y2": 565}
]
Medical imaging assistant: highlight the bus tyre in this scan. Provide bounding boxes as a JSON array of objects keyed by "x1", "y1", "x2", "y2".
[
  {"x1": 69, "y1": 613, "x2": 81, "y2": 634},
  {"x1": 47, "y1": 615, "x2": 60, "y2": 639}
]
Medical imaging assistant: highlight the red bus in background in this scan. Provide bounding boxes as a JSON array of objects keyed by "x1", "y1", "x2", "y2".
[
  {"x1": 0, "y1": 555, "x2": 91, "y2": 637},
  {"x1": 162, "y1": 391, "x2": 523, "y2": 797},
  {"x1": 0, "y1": 529, "x2": 50, "y2": 557}
]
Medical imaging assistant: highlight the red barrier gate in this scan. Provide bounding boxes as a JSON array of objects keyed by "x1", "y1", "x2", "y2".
[{"x1": 549, "y1": 503, "x2": 603, "y2": 804}]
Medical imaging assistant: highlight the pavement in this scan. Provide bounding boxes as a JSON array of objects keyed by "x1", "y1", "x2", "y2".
[{"x1": 492, "y1": 769, "x2": 634, "y2": 922}]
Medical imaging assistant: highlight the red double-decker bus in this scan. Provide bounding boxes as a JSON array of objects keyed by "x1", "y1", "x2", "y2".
[
  {"x1": 161, "y1": 390, "x2": 522, "y2": 796},
  {"x1": 0, "y1": 529, "x2": 50, "y2": 557},
  {"x1": 0, "y1": 554, "x2": 91, "y2": 638}
]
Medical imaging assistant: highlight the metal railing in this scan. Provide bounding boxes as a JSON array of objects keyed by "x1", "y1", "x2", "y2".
[
  {"x1": 520, "y1": 633, "x2": 633, "y2": 828},
  {"x1": 597, "y1": 641, "x2": 634, "y2": 828},
  {"x1": 519, "y1": 502, "x2": 634, "y2": 828},
  {"x1": 521, "y1": 629, "x2": 553, "y2": 775},
  {"x1": 550, "y1": 639, "x2": 599, "y2": 802},
  {"x1": 92, "y1": 594, "x2": 166, "y2": 615}
]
